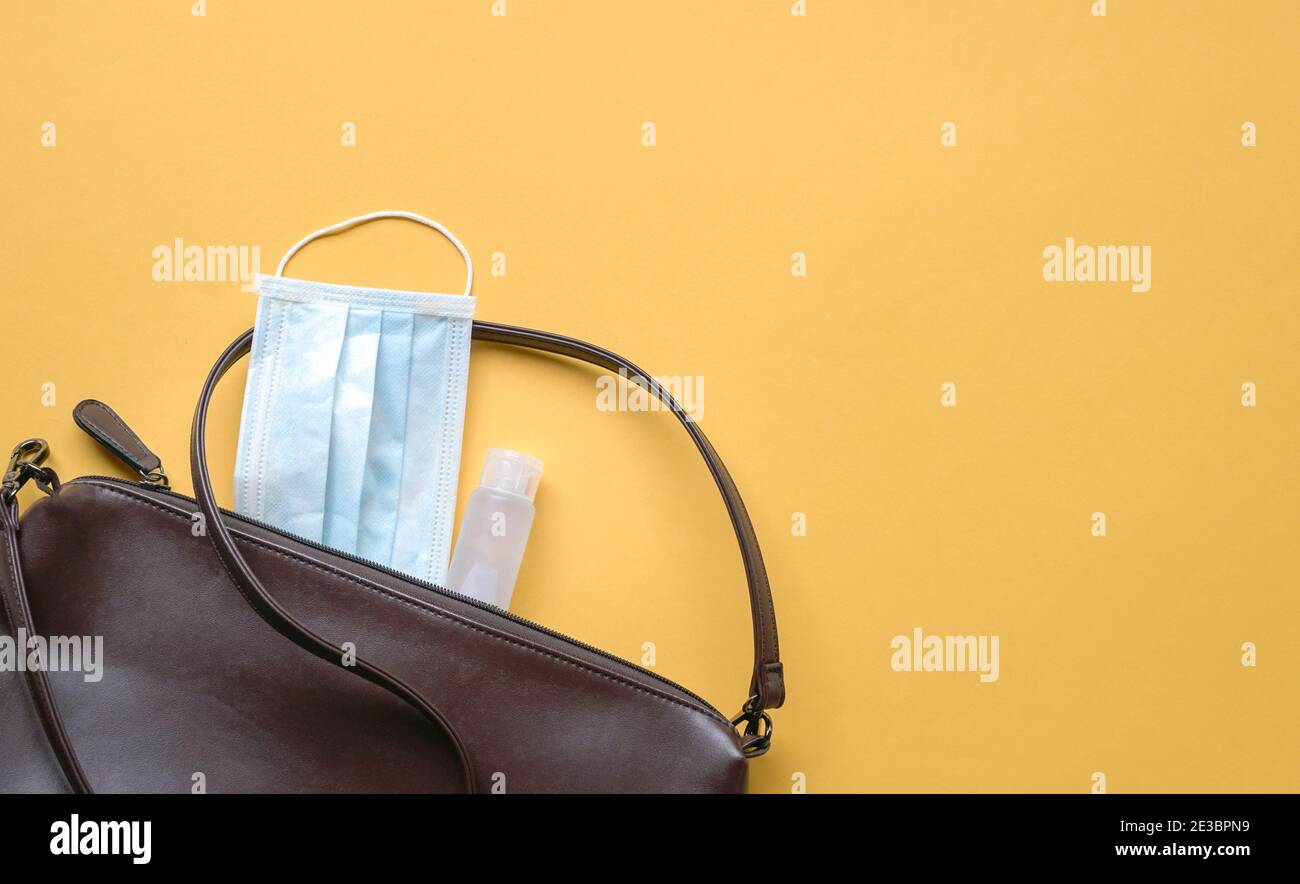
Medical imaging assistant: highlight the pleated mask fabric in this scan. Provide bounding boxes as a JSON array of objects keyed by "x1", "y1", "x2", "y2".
[{"x1": 233, "y1": 212, "x2": 475, "y2": 585}]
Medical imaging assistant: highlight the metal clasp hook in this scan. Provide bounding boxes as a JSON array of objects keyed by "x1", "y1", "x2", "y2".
[
  {"x1": 732, "y1": 696, "x2": 774, "y2": 758},
  {"x1": 3, "y1": 438, "x2": 52, "y2": 502}
]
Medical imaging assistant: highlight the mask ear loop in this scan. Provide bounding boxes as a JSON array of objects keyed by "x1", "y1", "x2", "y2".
[{"x1": 274, "y1": 210, "x2": 474, "y2": 296}]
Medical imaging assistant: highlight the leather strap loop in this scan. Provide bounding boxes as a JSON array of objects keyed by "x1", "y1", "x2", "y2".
[
  {"x1": 191, "y1": 330, "x2": 479, "y2": 793},
  {"x1": 198, "y1": 322, "x2": 784, "y2": 714}
]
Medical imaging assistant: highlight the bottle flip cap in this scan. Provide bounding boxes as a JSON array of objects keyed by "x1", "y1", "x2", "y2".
[{"x1": 480, "y1": 448, "x2": 543, "y2": 501}]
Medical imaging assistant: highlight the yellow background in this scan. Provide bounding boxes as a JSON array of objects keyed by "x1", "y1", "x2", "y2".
[{"x1": 2, "y1": 2, "x2": 1296, "y2": 793}]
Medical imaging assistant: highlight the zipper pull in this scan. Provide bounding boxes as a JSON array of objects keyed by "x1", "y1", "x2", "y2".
[{"x1": 72, "y1": 399, "x2": 170, "y2": 489}]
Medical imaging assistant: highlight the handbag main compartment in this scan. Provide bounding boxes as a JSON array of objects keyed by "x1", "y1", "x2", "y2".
[{"x1": 2, "y1": 477, "x2": 746, "y2": 793}]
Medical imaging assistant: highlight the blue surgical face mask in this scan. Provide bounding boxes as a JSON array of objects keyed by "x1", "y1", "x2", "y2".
[{"x1": 233, "y1": 211, "x2": 475, "y2": 585}]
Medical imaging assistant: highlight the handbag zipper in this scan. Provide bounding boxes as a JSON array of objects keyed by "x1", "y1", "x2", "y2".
[{"x1": 68, "y1": 474, "x2": 727, "y2": 722}]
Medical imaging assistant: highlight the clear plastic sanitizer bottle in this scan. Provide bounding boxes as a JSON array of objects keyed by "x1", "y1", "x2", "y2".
[{"x1": 447, "y1": 449, "x2": 543, "y2": 609}]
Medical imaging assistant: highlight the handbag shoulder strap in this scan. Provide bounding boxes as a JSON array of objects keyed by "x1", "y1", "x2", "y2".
[
  {"x1": 195, "y1": 324, "x2": 784, "y2": 731},
  {"x1": 0, "y1": 493, "x2": 94, "y2": 793}
]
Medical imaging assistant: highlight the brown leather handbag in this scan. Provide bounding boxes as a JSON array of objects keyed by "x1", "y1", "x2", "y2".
[{"x1": 0, "y1": 323, "x2": 784, "y2": 793}]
